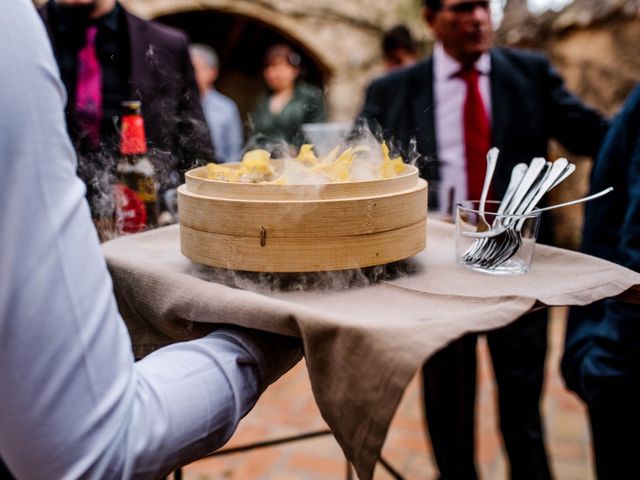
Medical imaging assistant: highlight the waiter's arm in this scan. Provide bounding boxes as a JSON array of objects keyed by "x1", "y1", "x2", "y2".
[{"x1": 0, "y1": 2, "x2": 300, "y2": 479}]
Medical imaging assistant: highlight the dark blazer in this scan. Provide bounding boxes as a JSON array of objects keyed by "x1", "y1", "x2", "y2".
[
  {"x1": 360, "y1": 47, "x2": 609, "y2": 212},
  {"x1": 39, "y1": 4, "x2": 215, "y2": 189},
  {"x1": 562, "y1": 85, "x2": 640, "y2": 401}
]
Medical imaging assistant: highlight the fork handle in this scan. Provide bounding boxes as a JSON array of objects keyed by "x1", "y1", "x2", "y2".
[{"x1": 534, "y1": 187, "x2": 613, "y2": 212}]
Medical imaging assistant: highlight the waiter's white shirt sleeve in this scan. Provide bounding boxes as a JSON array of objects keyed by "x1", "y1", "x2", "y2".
[{"x1": 0, "y1": 2, "x2": 298, "y2": 478}]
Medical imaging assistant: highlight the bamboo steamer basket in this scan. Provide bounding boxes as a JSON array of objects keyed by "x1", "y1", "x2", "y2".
[{"x1": 178, "y1": 161, "x2": 428, "y2": 272}]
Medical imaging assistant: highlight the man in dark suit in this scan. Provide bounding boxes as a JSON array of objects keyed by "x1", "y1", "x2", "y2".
[
  {"x1": 562, "y1": 85, "x2": 640, "y2": 480},
  {"x1": 360, "y1": 1, "x2": 609, "y2": 478},
  {"x1": 40, "y1": 0, "x2": 215, "y2": 229}
]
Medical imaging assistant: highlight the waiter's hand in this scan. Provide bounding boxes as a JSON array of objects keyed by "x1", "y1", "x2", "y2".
[{"x1": 214, "y1": 326, "x2": 303, "y2": 393}]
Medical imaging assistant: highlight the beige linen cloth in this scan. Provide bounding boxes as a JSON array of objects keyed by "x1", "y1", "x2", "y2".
[{"x1": 102, "y1": 219, "x2": 640, "y2": 480}]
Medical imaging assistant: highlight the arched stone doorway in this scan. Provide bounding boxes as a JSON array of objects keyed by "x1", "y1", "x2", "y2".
[{"x1": 156, "y1": 10, "x2": 330, "y2": 125}]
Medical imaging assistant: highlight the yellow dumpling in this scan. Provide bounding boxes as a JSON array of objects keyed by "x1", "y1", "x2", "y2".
[
  {"x1": 311, "y1": 147, "x2": 354, "y2": 182},
  {"x1": 206, "y1": 163, "x2": 241, "y2": 182},
  {"x1": 392, "y1": 157, "x2": 405, "y2": 174},
  {"x1": 237, "y1": 149, "x2": 274, "y2": 182},
  {"x1": 240, "y1": 149, "x2": 273, "y2": 175},
  {"x1": 380, "y1": 142, "x2": 405, "y2": 178},
  {"x1": 296, "y1": 144, "x2": 319, "y2": 166},
  {"x1": 206, "y1": 143, "x2": 404, "y2": 184}
]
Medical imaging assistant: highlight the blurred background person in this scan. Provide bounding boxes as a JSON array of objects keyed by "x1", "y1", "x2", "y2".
[
  {"x1": 360, "y1": 0, "x2": 608, "y2": 478},
  {"x1": 249, "y1": 43, "x2": 327, "y2": 154},
  {"x1": 562, "y1": 85, "x2": 640, "y2": 480},
  {"x1": 190, "y1": 43, "x2": 243, "y2": 164},
  {"x1": 382, "y1": 24, "x2": 420, "y2": 72},
  {"x1": 39, "y1": 0, "x2": 214, "y2": 236}
]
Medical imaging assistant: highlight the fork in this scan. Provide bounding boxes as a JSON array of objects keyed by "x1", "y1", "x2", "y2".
[
  {"x1": 463, "y1": 187, "x2": 614, "y2": 240},
  {"x1": 463, "y1": 158, "x2": 566, "y2": 268},
  {"x1": 476, "y1": 147, "x2": 499, "y2": 233}
]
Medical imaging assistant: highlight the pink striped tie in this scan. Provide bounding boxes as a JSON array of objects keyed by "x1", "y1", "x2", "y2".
[{"x1": 75, "y1": 26, "x2": 102, "y2": 149}]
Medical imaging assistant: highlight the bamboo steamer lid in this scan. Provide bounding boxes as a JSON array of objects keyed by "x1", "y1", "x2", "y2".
[{"x1": 178, "y1": 163, "x2": 428, "y2": 272}]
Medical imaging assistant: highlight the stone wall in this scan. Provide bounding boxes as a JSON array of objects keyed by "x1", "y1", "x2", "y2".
[
  {"x1": 498, "y1": 0, "x2": 640, "y2": 248},
  {"x1": 499, "y1": 0, "x2": 640, "y2": 114}
]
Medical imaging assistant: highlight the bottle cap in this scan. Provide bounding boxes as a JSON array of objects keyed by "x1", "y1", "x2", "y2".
[{"x1": 121, "y1": 100, "x2": 142, "y2": 114}]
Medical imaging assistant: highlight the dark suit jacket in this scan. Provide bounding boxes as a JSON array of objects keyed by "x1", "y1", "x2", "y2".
[
  {"x1": 39, "y1": 3, "x2": 215, "y2": 191},
  {"x1": 562, "y1": 85, "x2": 640, "y2": 400},
  {"x1": 360, "y1": 47, "x2": 609, "y2": 215}
]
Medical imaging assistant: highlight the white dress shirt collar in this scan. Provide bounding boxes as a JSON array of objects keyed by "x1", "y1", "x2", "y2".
[{"x1": 433, "y1": 42, "x2": 491, "y2": 80}]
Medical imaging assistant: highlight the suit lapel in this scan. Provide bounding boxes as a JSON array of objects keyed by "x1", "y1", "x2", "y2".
[
  {"x1": 125, "y1": 12, "x2": 150, "y2": 100},
  {"x1": 408, "y1": 58, "x2": 440, "y2": 208},
  {"x1": 490, "y1": 49, "x2": 511, "y2": 151},
  {"x1": 410, "y1": 58, "x2": 437, "y2": 161}
]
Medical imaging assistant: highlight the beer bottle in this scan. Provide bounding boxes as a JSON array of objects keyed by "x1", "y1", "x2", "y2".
[{"x1": 115, "y1": 100, "x2": 159, "y2": 231}]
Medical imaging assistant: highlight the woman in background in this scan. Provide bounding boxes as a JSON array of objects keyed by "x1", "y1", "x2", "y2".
[{"x1": 250, "y1": 44, "x2": 327, "y2": 154}]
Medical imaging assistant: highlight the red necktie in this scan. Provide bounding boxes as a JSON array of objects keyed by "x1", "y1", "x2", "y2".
[
  {"x1": 460, "y1": 68, "x2": 491, "y2": 202},
  {"x1": 75, "y1": 26, "x2": 103, "y2": 149}
]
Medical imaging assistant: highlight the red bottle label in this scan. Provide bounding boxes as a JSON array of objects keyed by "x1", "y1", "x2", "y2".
[
  {"x1": 120, "y1": 114, "x2": 148, "y2": 155},
  {"x1": 113, "y1": 184, "x2": 147, "y2": 233}
]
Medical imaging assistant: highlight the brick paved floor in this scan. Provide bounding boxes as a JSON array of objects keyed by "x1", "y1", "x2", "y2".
[{"x1": 183, "y1": 307, "x2": 594, "y2": 479}]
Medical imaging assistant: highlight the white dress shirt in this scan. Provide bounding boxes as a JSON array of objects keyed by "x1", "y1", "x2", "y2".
[
  {"x1": 433, "y1": 42, "x2": 492, "y2": 214},
  {"x1": 0, "y1": 2, "x2": 299, "y2": 478}
]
